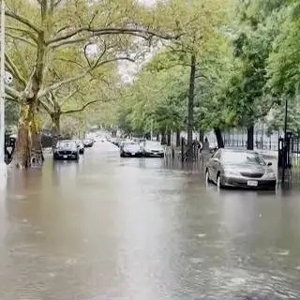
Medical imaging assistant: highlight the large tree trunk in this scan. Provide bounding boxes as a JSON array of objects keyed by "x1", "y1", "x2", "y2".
[
  {"x1": 167, "y1": 130, "x2": 171, "y2": 146},
  {"x1": 161, "y1": 131, "x2": 167, "y2": 145},
  {"x1": 176, "y1": 130, "x2": 180, "y2": 147},
  {"x1": 13, "y1": 102, "x2": 43, "y2": 168},
  {"x1": 187, "y1": 53, "x2": 196, "y2": 148},
  {"x1": 214, "y1": 128, "x2": 224, "y2": 148},
  {"x1": 51, "y1": 113, "x2": 61, "y2": 149},
  {"x1": 199, "y1": 130, "x2": 204, "y2": 143},
  {"x1": 247, "y1": 125, "x2": 254, "y2": 150}
]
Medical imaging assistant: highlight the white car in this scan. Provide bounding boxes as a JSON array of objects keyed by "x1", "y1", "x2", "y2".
[
  {"x1": 120, "y1": 142, "x2": 143, "y2": 157},
  {"x1": 142, "y1": 141, "x2": 165, "y2": 157}
]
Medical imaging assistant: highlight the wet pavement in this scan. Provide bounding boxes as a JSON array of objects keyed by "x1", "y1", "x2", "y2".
[{"x1": 1, "y1": 141, "x2": 300, "y2": 300}]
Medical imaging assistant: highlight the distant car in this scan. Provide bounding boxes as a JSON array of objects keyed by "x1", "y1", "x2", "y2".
[
  {"x1": 83, "y1": 139, "x2": 94, "y2": 147},
  {"x1": 209, "y1": 142, "x2": 218, "y2": 153},
  {"x1": 75, "y1": 140, "x2": 85, "y2": 154},
  {"x1": 53, "y1": 140, "x2": 79, "y2": 161},
  {"x1": 120, "y1": 141, "x2": 143, "y2": 157},
  {"x1": 110, "y1": 137, "x2": 119, "y2": 146},
  {"x1": 205, "y1": 149, "x2": 276, "y2": 190},
  {"x1": 142, "y1": 141, "x2": 164, "y2": 157}
]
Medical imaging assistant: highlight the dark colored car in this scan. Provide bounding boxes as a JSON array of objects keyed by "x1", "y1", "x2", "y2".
[
  {"x1": 83, "y1": 139, "x2": 94, "y2": 147},
  {"x1": 53, "y1": 140, "x2": 79, "y2": 161},
  {"x1": 205, "y1": 149, "x2": 276, "y2": 190},
  {"x1": 120, "y1": 141, "x2": 143, "y2": 157}
]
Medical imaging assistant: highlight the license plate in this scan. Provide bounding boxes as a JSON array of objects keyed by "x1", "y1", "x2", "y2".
[
  {"x1": 63, "y1": 155, "x2": 68, "y2": 159},
  {"x1": 247, "y1": 180, "x2": 258, "y2": 187},
  {"x1": 131, "y1": 152, "x2": 135, "y2": 155}
]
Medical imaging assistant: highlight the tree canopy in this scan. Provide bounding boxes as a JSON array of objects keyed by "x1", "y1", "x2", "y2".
[
  {"x1": 6, "y1": 0, "x2": 300, "y2": 159},
  {"x1": 115, "y1": 0, "x2": 300, "y2": 142}
]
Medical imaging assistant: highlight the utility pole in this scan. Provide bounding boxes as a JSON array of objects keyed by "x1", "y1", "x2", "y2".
[{"x1": 0, "y1": 0, "x2": 6, "y2": 190}]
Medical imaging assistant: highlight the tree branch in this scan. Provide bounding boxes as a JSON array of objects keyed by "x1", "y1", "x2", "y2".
[
  {"x1": 54, "y1": 58, "x2": 85, "y2": 70},
  {"x1": 11, "y1": 39, "x2": 30, "y2": 79},
  {"x1": 5, "y1": 85, "x2": 21, "y2": 100},
  {"x1": 256, "y1": 99, "x2": 279, "y2": 119},
  {"x1": 39, "y1": 98, "x2": 53, "y2": 115},
  {"x1": 61, "y1": 99, "x2": 102, "y2": 115},
  {"x1": 5, "y1": 94, "x2": 18, "y2": 103},
  {"x1": 6, "y1": 26, "x2": 38, "y2": 43},
  {"x1": 38, "y1": 56, "x2": 134, "y2": 98},
  {"x1": 46, "y1": 27, "x2": 178, "y2": 48},
  {"x1": 6, "y1": 33, "x2": 36, "y2": 47},
  {"x1": 59, "y1": 89, "x2": 79, "y2": 107},
  {"x1": 5, "y1": 10, "x2": 41, "y2": 34},
  {"x1": 5, "y1": 53, "x2": 27, "y2": 87}
]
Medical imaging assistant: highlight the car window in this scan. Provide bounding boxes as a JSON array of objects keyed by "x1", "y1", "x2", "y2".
[
  {"x1": 212, "y1": 150, "x2": 221, "y2": 159},
  {"x1": 223, "y1": 151, "x2": 266, "y2": 165},
  {"x1": 146, "y1": 142, "x2": 161, "y2": 147},
  {"x1": 59, "y1": 141, "x2": 75, "y2": 147},
  {"x1": 125, "y1": 142, "x2": 136, "y2": 146}
]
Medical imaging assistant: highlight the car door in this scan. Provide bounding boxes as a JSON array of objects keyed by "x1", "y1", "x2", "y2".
[{"x1": 209, "y1": 150, "x2": 221, "y2": 183}]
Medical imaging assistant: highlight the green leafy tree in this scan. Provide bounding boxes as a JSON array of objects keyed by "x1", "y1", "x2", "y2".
[
  {"x1": 5, "y1": 0, "x2": 178, "y2": 168},
  {"x1": 226, "y1": 0, "x2": 287, "y2": 149}
]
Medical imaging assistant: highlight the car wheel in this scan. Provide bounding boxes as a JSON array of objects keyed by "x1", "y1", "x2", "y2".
[
  {"x1": 205, "y1": 169, "x2": 211, "y2": 183},
  {"x1": 217, "y1": 174, "x2": 224, "y2": 189},
  {"x1": 120, "y1": 153, "x2": 125, "y2": 157}
]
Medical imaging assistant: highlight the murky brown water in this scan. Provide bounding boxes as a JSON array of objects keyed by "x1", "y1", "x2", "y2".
[{"x1": 1, "y1": 142, "x2": 300, "y2": 299}]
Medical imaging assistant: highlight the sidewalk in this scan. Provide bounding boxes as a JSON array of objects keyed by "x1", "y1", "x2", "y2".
[{"x1": 256, "y1": 149, "x2": 278, "y2": 158}]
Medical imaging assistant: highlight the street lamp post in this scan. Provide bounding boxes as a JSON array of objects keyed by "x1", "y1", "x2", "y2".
[{"x1": 0, "y1": 0, "x2": 6, "y2": 190}]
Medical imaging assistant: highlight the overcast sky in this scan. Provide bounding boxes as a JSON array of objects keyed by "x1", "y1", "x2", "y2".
[{"x1": 118, "y1": 0, "x2": 157, "y2": 84}]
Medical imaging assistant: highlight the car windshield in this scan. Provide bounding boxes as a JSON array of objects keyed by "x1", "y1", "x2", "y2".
[
  {"x1": 146, "y1": 142, "x2": 161, "y2": 147},
  {"x1": 125, "y1": 142, "x2": 137, "y2": 146},
  {"x1": 223, "y1": 151, "x2": 266, "y2": 165},
  {"x1": 59, "y1": 141, "x2": 75, "y2": 147}
]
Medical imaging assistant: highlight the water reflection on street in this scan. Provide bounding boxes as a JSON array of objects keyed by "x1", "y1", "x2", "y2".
[{"x1": 1, "y1": 141, "x2": 300, "y2": 299}]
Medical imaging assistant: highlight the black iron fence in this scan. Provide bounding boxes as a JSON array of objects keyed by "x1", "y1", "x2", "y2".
[{"x1": 222, "y1": 127, "x2": 282, "y2": 151}]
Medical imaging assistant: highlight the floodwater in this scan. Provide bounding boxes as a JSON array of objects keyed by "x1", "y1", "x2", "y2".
[{"x1": 1, "y1": 142, "x2": 300, "y2": 300}]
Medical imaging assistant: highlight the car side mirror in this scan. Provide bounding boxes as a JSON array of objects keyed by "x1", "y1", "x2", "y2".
[{"x1": 267, "y1": 162, "x2": 272, "y2": 166}]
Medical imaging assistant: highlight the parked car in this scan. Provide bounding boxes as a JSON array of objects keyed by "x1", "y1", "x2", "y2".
[
  {"x1": 53, "y1": 140, "x2": 79, "y2": 161},
  {"x1": 120, "y1": 141, "x2": 143, "y2": 157},
  {"x1": 83, "y1": 139, "x2": 94, "y2": 147},
  {"x1": 110, "y1": 137, "x2": 119, "y2": 146},
  {"x1": 205, "y1": 149, "x2": 276, "y2": 190},
  {"x1": 142, "y1": 141, "x2": 165, "y2": 157},
  {"x1": 75, "y1": 140, "x2": 85, "y2": 154}
]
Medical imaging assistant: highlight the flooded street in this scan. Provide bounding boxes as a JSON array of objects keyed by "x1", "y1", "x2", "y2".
[{"x1": 1, "y1": 142, "x2": 300, "y2": 299}]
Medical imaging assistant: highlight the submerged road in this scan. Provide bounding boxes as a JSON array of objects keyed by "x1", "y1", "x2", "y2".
[{"x1": 1, "y1": 141, "x2": 300, "y2": 299}]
